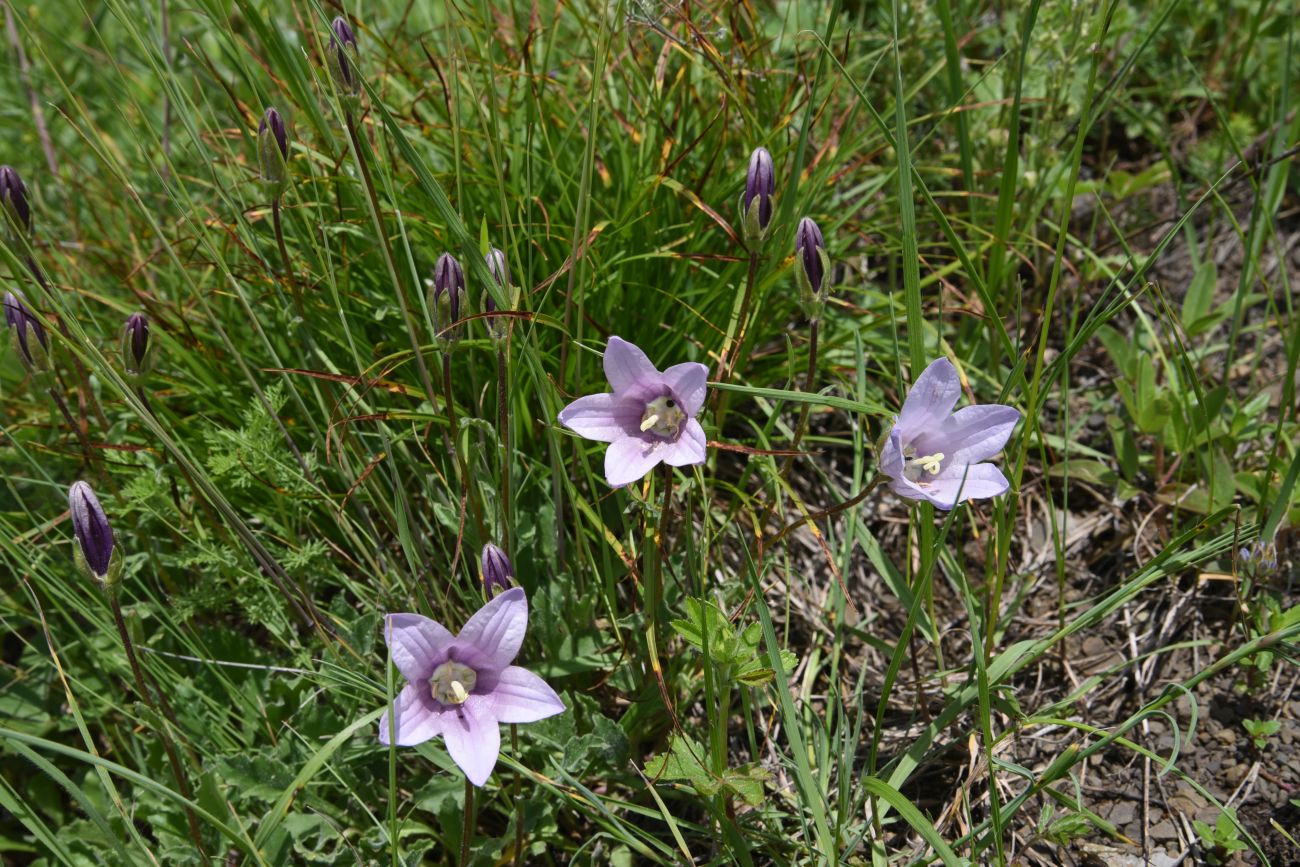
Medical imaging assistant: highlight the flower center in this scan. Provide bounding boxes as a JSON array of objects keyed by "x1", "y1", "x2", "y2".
[
  {"x1": 902, "y1": 446, "x2": 945, "y2": 483},
  {"x1": 639, "y1": 395, "x2": 685, "y2": 438},
  {"x1": 429, "y1": 660, "x2": 477, "y2": 705}
]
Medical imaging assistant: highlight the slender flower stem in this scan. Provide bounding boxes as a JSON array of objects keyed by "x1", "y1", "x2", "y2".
[
  {"x1": 48, "y1": 387, "x2": 95, "y2": 467},
  {"x1": 713, "y1": 250, "x2": 761, "y2": 431},
  {"x1": 511, "y1": 723, "x2": 523, "y2": 865},
  {"x1": 757, "y1": 317, "x2": 820, "y2": 535},
  {"x1": 497, "y1": 347, "x2": 511, "y2": 550},
  {"x1": 643, "y1": 465, "x2": 674, "y2": 701},
  {"x1": 272, "y1": 197, "x2": 295, "y2": 293},
  {"x1": 460, "y1": 777, "x2": 475, "y2": 867},
  {"x1": 108, "y1": 589, "x2": 206, "y2": 859},
  {"x1": 443, "y1": 352, "x2": 485, "y2": 543}
]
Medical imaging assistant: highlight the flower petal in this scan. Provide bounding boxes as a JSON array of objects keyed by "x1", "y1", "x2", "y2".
[
  {"x1": 378, "y1": 683, "x2": 446, "y2": 746},
  {"x1": 484, "y1": 666, "x2": 565, "y2": 724},
  {"x1": 386, "y1": 613, "x2": 454, "y2": 682},
  {"x1": 660, "y1": 362, "x2": 709, "y2": 417},
  {"x1": 881, "y1": 430, "x2": 927, "y2": 503},
  {"x1": 897, "y1": 358, "x2": 960, "y2": 437},
  {"x1": 603, "y1": 336, "x2": 661, "y2": 395},
  {"x1": 454, "y1": 587, "x2": 527, "y2": 673},
  {"x1": 441, "y1": 696, "x2": 501, "y2": 787},
  {"x1": 661, "y1": 418, "x2": 706, "y2": 467},
  {"x1": 924, "y1": 462, "x2": 1011, "y2": 509},
  {"x1": 921, "y1": 404, "x2": 1019, "y2": 466},
  {"x1": 604, "y1": 435, "x2": 664, "y2": 487},
  {"x1": 558, "y1": 393, "x2": 641, "y2": 442}
]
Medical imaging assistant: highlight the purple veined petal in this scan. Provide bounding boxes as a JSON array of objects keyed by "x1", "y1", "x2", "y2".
[
  {"x1": 378, "y1": 683, "x2": 447, "y2": 746},
  {"x1": 603, "y1": 434, "x2": 665, "y2": 487},
  {"x1": 915, "y1": 404, "x2": 1020, "y2": 467},
  {"x1": 386, "y1": 613, "x2": 455, "y2": 682},
  {"x1": 484, "y1": 666, "x2": 565, "y2": 724},
  {"x1": 557, "y1": 393, "x2": 642, "y2": 442},
  {"x1": 602, "y1": 336, "x2": 661, "y2": 395},
  {"x1": 441, "y1": 696, "x2": 501, "y2": 787},
  {"x1": 659, "y1": 362, "x2": 709, "y2": 417},
  {"x1": 454, "y1": 587, "x2": 527, "y2": 673},
  {"x1": 924, "y1": 462, "x2": 1011, "y2": 510},
  {"x1": 896, "y1": 358, "x2": 961, "y2": 437},
  {"x1": 660, "y1": 418, "x2": 706, "y2": 467}
]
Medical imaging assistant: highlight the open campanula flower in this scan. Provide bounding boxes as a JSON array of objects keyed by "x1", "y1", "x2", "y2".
[
  {"x1": 4, "y1": 290, "x2": 49, "y2": 374},
  {"x1": 480, "y1": 543, "x2": 514, "y2": 599},
  {"x1": 557, "y1": 336, "x2": 708, "y2": 487},
  {"x1": 258, "y1": 107, "x2": 289, "y2": 190},
  {"x1": 69, "y1": 481, "x2": 122, "y2": 585},
  {"x1": 327, "y1": 16, "x2": 360, "y2": 100},
  {"x1": 880, "y1": 358, "x2": 1019, "y2": 510},
  {"x1": 0, "y1": 165, "x2": 31, "y2": 238},
  {"x1": 741, "y1": 146, "x2": 775, "y2": 244},
  {"x1": 378, "y1": 587, "x2": 564, "y2": 787}
]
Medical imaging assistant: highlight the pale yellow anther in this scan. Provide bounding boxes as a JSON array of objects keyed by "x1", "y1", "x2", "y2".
[
  {"x1": 915, "y1": 452, "x2": 945, "y2": 475},
  {"x1": 640, "y1": 414, "x2": 660, "y2": 432},
  {"x1": 448, "y1": 681, "x2": 468, "y2": 704},
  {"x1": 640, "y1": 395, "x2": 686, "y2": 438},
  {"x1": 430, "y1": 660, "x2": 477, "y2": 705}
]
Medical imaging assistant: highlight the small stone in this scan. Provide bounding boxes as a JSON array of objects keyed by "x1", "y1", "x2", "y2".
[
  {"x1": 1107, "y1": 801, "x2": 1136, "y2": 826},
  {"x1": 1214, "y1": 728, "x2": 1237, "y2": 746},
  {"x1": 1149, "y1": 819, "x2": 1179, "y2": 841}
]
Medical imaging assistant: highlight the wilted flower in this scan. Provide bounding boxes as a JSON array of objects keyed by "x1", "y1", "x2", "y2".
[
  {"x1": 377, "y1": 587, "x2": 564, "y2": 786},
  {"x1": 69, "y1": 481, "x2": 122, "y2": 585},
  {"x1": 558, "y1": 336, "x2": 708, "y2": 487},
  {"x1": 4, "y1": 290, "x2": 49, "y2": 374},
  {"x1": 122, "y1": 312, "x2": 151, "y2": 377},
  {"x1": 431, "y1": 252, "x2": 466, "y2": 344},
  {"x1": 740, "y1": 146, "x2": 775, "y2": 245},
  {"x1": 327, "y1": 16, "x2": 360, "y2": 100},
  {"x1": 880, "y1": 358, "x2": 1020, "y2": 510},
  {"x1": 0, "y1": 165, "x2": 31, "y2": 239},
  {"x1": 794, "y1": 217, "x2": 829, "y2": 310},
  {"x1": 258, "y1": 107, "x2": 289, "y2": 191},
  {"x1": 480, "y1": 543, "x2": 514, "y2": 598}
]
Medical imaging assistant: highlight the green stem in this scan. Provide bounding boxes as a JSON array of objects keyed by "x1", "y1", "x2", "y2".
[
  {"x1": 443, "y1": 351, "x2": 485, "y2": 544},
  {"x1": 497, "y1": 346, "x2": 511, "y2": 550},
  {"x1": 511, "y1": 724, "x2": 523, "y2": 865},
  {"x1": 460, "y1": 777, "x2": 475, "y2": 867},
  {"x1": 713, "y1": 250, "x2": 761, "y2": 431}
]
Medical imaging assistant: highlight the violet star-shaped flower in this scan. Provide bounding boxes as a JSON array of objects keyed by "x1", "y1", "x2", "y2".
[
  {"x1": 557, "y1": 336, "x2": 708, "y2": 487},
  {"x1": 880, "y1": 358, "x2": 1020, "y2": 510},
  {"x1": 378, "y1": 587, "x2": 564, "y2": 787}
]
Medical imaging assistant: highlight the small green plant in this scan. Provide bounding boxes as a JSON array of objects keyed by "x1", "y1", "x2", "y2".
[
  {"x1": 1193, "y1": 810, "x2": 1249, "y2": 864},
  {"x1": 1242, "y1": 717, "x2": 1281, "y2": 751}
]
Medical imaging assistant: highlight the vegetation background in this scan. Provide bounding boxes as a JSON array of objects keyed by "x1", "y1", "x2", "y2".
[{"x1": 0, "y1": 0, "x2": 1298, "y2": 864}]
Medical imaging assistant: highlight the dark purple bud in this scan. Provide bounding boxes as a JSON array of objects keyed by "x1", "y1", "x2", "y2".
[
  {"x1": 434, "y1": 253, "x2": 465, "y2": 321},
  {"x1": 123, "y1": 312, "x2": 150, "y2": 375},
  {"x1": 0, "y1": 165, "x2": 31, "y2": 236},
  {"x1": 480, "y1": 543, "x2": 514, "y2": 599},
  {"x1": 69, "y1": 481, "x2": 115, "y2": 579},
  {"x1": 743, "y1": 147, "x2": 775, "y2": 231},
  {"x1": 328, "y1": 16, "x2": 360, "y2": 97},
  {"x1": 4, "y1": 290, "x2": 48, "y2": 370},
  {"x1": 258, "y1": 108, "x2": 289, "y2": 188},
  {"x1": 795, "y1": 217, "x2": 827, "y2": 296}
]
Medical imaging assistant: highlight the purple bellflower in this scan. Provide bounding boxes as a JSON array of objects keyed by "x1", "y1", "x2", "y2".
[
  {"x1": 122, "y1": 312, "x2": 151, "y2": 377},
  {"x1": 0, "y1": 165, "x2": 31, "y2": 238},
  {"x1": 483, "y1": 247, "x2": 510, "y2": 342},
  {"x1": 258, "y1": 107, "x2": 289, "y2": 190},
  {"x1": 378, "y1": 587, "x2": 564, "y2": 787},
  {"x1": 880, "y1": 358, "x2": 1019, "y2": 510},
  {"x1": 557, "y1": 336, "x2": 708, "y2": 487},
  {"x1": 327, "y1": 16, "x2": 360, "y2": 100},
  {"x1": 794, "y1": 217, "x2": 828, "y2": 309}
]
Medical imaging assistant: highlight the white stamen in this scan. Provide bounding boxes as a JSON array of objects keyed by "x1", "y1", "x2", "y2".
[
  {"x1": 640, "y1": 414, "x2": 660, "y2": 432},
  {"x1": 430, "y1": 660, "x2": 477, "y2": 705},
  {"x1": 915, "y1": 452, "x2": 944, "y2": 475}
]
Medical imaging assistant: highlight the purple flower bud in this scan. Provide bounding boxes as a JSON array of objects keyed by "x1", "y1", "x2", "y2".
[
  {"x1": 432, "y1": 252, "x2": 466, "y2": 343},
  {"x1": 4, "y1": 290, "x2": 48, "y2": 371},
  {"x1": 122, "y1": 312, "x2": 150, "y2": 376},
  {"x1": 258, "y1": 107, "x2": 289, "y2": 188},
  {"x1": 480, "y1": 543, "x2": 514, "y2": 599},
  {"x1": 0, "y1": 165, "x2": 31, "y2": 237},
  {"x1": 743, "y1": 147, "x2": 775, "y2": 233},
  {"x1": 486, "y1": 247, "x2": 510, "y2": 289},
  {"x1": 69, "y1": 481, "x2": 115, "y2": 580},
  {"x1": 795, "y1": 216, "x2": 828, "y2": 301},
  {"x1": 328, "y1": 16, "x2": 360, "y2": 98}
]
